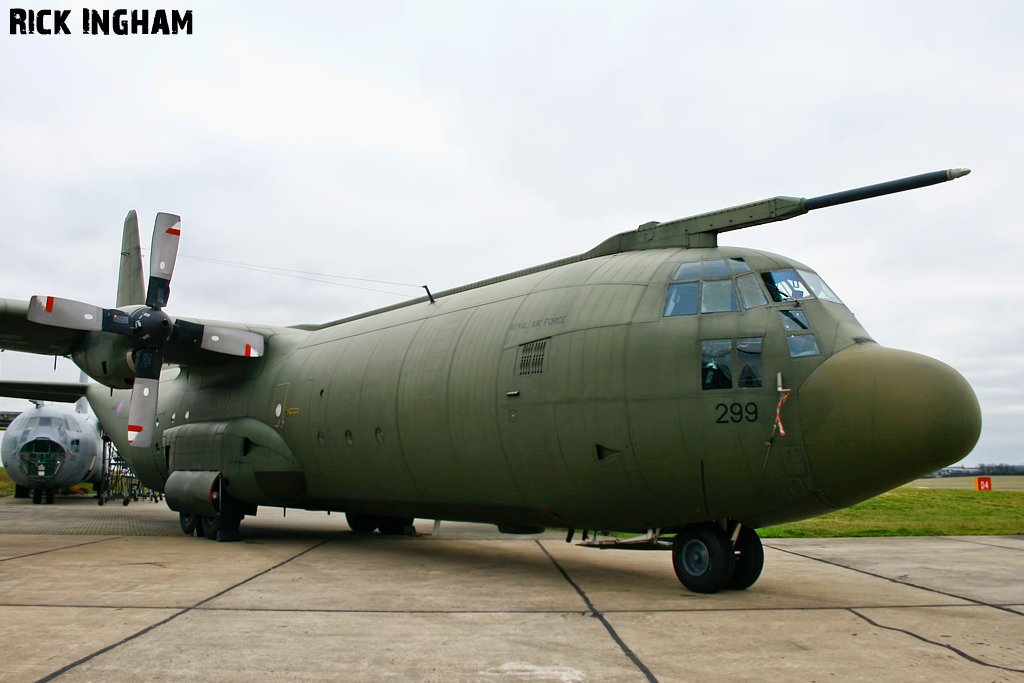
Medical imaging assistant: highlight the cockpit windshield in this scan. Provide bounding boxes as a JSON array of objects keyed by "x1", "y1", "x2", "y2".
[
  {"x1": 797, "y1": 270, "x2": 843, "y2": 303},
  {"x1": 761, "y1": 269, "x2": 843, "y2": 304},
  {"x1": 665, "y1": 258, "x2": 767, "y2": 317},
  {"x1": 20, "y1": 417, "x2": 66, "y2": 430},
  {"x1": 665, "y1": 261, "x2": 843, "y2": 317}
]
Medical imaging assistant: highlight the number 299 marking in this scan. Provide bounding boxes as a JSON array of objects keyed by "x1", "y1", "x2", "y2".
[{"x1": 716, "y1": 402, "x2": 758, "y2": 424}]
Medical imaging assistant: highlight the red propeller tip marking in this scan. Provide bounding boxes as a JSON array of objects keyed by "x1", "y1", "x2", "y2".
[
  {"x1": 127, "y1": 425, "x2": 143, "y2": 442},
  {"x1": 166, "y1": 227, "x2": 181, "y2": 236},
  {"x1": 45, "y1": 296, "x2": 54, "y2": 313},
  {"x1": 245, "y1": 344, "x2": 252, "y2": 357}
]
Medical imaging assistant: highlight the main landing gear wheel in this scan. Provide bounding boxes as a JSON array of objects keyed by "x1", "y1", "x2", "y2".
[
  {"x1": 377, "y1": 516, "x2": 415, "y2": 535},
  {"x1": 32, "y1": 487, "x2": 42, "y2": 504},
  {"x1": 201, "y1": 515, "x2": 221, "y2": 540},
  {"x1": 727, "y1": 526, "x2": 764, "y2": 591},
  {"x1": 672, "y1": 523, "x2": 736, "y2": 594},
  {"x1": 179, "y1": 512, "x2": 198, "y2": 536},
  {"x1": 346, "y1": 512, "x2": 378, "y2": 534},
  {"x1": 14, "y1": 484, "x2": 30, "y2": 499}
]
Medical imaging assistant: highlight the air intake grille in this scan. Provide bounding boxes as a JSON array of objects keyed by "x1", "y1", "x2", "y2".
[{"x1": 518, "y1": 339, "x2": 548, "y2": 375}]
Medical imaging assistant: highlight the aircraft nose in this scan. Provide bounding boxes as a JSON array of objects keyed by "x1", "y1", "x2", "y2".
[{"x1": 799, "y1": 344, "x2": 981, "y2": 508}]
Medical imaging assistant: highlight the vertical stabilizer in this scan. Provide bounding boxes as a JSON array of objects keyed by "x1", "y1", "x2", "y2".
[
  {"x1": 75, "y1": 370, "x2": 90, "y2": 415},
  {"x1": 117, "y1": 210, "x2": 146, "y2": 307}
]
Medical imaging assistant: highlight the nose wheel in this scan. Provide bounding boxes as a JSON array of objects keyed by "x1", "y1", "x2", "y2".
[{"x1": 671, "y1": 522, "x2": 763, "y2": 593}]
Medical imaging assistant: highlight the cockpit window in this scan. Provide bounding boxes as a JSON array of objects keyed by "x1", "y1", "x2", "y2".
[
  {"x1": 787, "y1": 334, "x2": 820, "y2": 357},
  {"x1": 737, "y1": 338, "x2": 763, "y2": 388},
  {"x1": 762, "y1": 270, "x2": 812, "y2": 302},
  {"x1": 21, "y1": 417, "x2": 65, "y2": 430},
  {"x1": 797, "y1": 270, "x2": 843, "y2": 303},
  {"x1": 703, "y1": 259, "x2": 730, "y2": 278},
  {"x1": 664, "y1": 282, "x2": 699, "y2": 316},
  {"x1": 701, "y1": 280, "x2": 738, "y2": 313},
  {"x1": 701, "y1": 340, "x2": 733, "y2": 390},
  {"x1": 729, "y1": 258, "x2": 751, "y2": 274},
  {"x1": 672, "y1": 261, "x2": 701, "y2": 280},
  {"x1": 666, "y1": 258, "x2": 768, "y2": 317},
  {"x1": 779, "y1": 310, "x2": 810, "y2": 331},
  {"x1": 736, "y1": 274, "x2": 767, "y2": 309}
]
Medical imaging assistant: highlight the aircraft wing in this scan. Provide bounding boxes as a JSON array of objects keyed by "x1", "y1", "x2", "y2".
[
  {"x1": 0, "y1": 380, "x2": 90, "y2": 403},
  {"x1": 0, "y1": 298, "x2": 87, "y2": 355}
]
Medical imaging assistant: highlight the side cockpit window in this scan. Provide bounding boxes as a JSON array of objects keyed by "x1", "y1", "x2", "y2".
[
  {"x1": 701, "y1": 338, "x2": 764, "y2": 390},
  {"x1": 701, "y1": 340, "x2": 732, "y2": 390},
  {"x1": 736, "y1": 274, "x2": 767, "y2": 309},
  {"x1": 797, "y1": 270, "x2": 843, "y2": 303},
  {"x1": 762, "y1": 269, "x2": 843, "y2": 304},
  {"x1": 736, "y1": 338, "x2": 763, "y2": 388},
  {"x1": 761, "y1": 269, "x2": 811, "y2": 302},
  {"x1": 664, "y1": 282, "x2": 699, "y2": 316}
]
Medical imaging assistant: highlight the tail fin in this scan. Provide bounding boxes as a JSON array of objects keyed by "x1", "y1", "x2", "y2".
[
  {"x1": 75, "y1": 370, "x2": 90, "y2": 415},
  {"x1": 117, "y1": 210, "x2": 145, "y2": 307}
]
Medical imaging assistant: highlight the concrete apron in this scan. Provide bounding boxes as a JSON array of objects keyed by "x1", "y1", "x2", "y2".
[{"x1": 0, "y1": 496, "x2": 1022, "y2": 682}]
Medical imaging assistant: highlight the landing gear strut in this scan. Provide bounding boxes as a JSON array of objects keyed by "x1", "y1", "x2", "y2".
[
  {"x1": 728, "y1": 525, "x2": 764, "y2": 590},
  {"x1": 671, "y1": 522, "x2": 764, "y2": 593}
]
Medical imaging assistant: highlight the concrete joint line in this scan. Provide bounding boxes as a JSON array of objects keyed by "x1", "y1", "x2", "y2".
[
  {"x1": 764, "y1": 543, "x2": 1024, "y2": 618},
  {"x1": 848, "y1": 608, "x2": 1024, "y2": 674},
  {"x1": 938, "y1": 536, "x2": 1024, "y2": 553},
  {"x1": 535, "y1": 540, "x2": 659, "y2": 683},
  {"x1": 34, "y1": 539, "x2": 329, "y2": 683},
  {"x1": 0, "y1": 537, "x2": 117, "y2": 563}
]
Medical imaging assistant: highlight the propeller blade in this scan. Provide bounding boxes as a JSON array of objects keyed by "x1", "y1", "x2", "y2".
[
  {"x1": 27, "y1": 296, "x2": 103, "y2": 331},
  {"x1": 200, "y1": 325, "x2": 264, "y2": 357},
  {"x1": 146, "y1": 213, "x2": 181, "y2": 309},
  {"x1": 126, "y1": 377, "x2": 159, "y2": 448},
  {"x1": 27, "y1": 295, "x2": 135, "y2": 335},
  {"x1": 126, "y1": 348, "x2": 163, "y2": 449},
  {"x1": 172, "y1": 320, "x2": 264, "y2": 357}
]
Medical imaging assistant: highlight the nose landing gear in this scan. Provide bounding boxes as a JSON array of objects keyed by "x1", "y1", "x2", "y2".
[{"x1": 671, "y1": 521, "x2": 764, "y2": 593}]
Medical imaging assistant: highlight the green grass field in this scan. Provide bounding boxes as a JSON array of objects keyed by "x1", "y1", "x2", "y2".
[
  {"x1": 0, "y1": 467, "x2": 15, "y2": 497},
  {"x1": 760, "y1": 484, "x2": 1024, "y2": 537},
  {"x1": 901, "y1": 475, "x2": 1024, "y2": 489}
]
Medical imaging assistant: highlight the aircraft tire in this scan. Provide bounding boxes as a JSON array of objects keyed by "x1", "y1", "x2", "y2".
[
  {"x1": 377, "y1": 516, "x2": 415, "y2": 535},
  {"x1": 672, "y1": 523, "x2": 736, "y2": 594},
  {"x1": 45, "y1": 488, "x2": 55, "y2": 504},
  {"x1": 346, "y1": 512, "x2": 378, "y2": 534},
  {"x1": 201, "y1": 516, "x2": 221, "y2": 540},
  {"x1": 727, "y1": 526, "x2": 764, "y2": 590},
  {"x1": 179, "y1": 513, "x2": 199, "y2": 536},
  {"x1": 14, "y1": 484, "x2": 30, "y2": 499},
  {"x1": 32, "y1": 487, "x2": 42, "y2": 504}
]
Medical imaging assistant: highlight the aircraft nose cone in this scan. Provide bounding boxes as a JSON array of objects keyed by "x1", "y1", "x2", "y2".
[{"x1": 799, "y1": 344, "x2": 981, "y2": 508}]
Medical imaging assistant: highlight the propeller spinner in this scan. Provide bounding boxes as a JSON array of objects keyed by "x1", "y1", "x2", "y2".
[{"x1": 27, "y1": 212, "x2": 264, "y2": 448}]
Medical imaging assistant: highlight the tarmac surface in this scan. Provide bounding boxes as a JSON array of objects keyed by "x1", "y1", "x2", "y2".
[{"x1": 0, "y1": 494, "x2": 1022, "y2": 682}]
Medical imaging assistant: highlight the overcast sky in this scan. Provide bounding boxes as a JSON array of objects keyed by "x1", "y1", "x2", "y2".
[{"x1": 1, "y1": 1, "x2": 1021, "y2": 466}]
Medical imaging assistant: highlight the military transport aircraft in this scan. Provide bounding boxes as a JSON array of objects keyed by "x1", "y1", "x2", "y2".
[
  {"x1": 1, "y1": 397, "x2": 104, "y2": 503},
  {"x1": 0, "y1": 169, "x2": 980, "y2": 593}
]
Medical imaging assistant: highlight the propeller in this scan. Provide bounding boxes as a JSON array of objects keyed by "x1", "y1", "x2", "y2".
[{"x1": 27, "y1": 212, "x2": 264, "y2": 448}]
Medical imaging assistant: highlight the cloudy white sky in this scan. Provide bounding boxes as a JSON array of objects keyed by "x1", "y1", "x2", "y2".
[{"x1": 1, "y1": 1, "x2": 1021, "y2": 466}]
